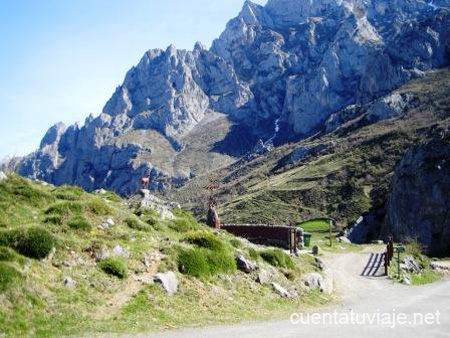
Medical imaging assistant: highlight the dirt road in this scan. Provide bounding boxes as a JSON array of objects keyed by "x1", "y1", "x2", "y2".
[{"x1": 144, "y1": 251, "x2": 450, "y2": 338}]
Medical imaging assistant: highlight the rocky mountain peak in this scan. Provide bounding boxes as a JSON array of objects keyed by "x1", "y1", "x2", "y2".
[{"x1": 18, "y1": 0, "x2": 450, "y2": 196}]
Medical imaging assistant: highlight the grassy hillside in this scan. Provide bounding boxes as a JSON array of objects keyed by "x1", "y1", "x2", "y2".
[
  {"x1": 0, "y1": 176, "x2": 328, "y2": 337},
  {"x1": 172, "y1": 68, "x2": 450, "y2": 228}
]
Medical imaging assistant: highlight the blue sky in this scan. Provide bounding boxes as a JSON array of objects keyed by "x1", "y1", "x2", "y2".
[{"x1": 0, "y1": 0, "x2": 267, "y2": 159}]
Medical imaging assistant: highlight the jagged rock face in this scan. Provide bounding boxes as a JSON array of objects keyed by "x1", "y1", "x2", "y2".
[
  {"x1": 19, "y1": 0, "x2": 450, "y2": 195},
  {"x1": 386, "y1": 130, "x2": 450, "y2": 257}
]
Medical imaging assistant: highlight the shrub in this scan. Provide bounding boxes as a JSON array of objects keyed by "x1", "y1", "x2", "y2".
[
  {"x1": 45, "y1": 202, "x2": 83, "y2": 217},
  {"x1": 206, "y1": 251, "x2": 237, "y2": 275},
  {"x1": 125, "y1": 217, "x2": 151, "y2": 232},
  {"x1": 0, "y1": 262, "x2": 22, "y2": 292},
  {"x1": 85, "y1": 199, "x2": 112, "y2": 216},
  {"x1": 67, "y1": 216, "x2": 92, "y2": 231},
  {"x1": 184, "y1": 232, "x2": 225, "y2": 252},
  {"x1": 260, "y1": 249, "x2": 295, "y2": 269},
  {"x1": 0, "y1": 227, "x2": 56, "y2": 259},
  {"x1": 98, "y1": 258, "x2": 128, "y2": 279},
  {"x1": 177, "y1": 248, "x2": 210, "y2": 278},
  {"x1": 177, "y1": 247, "x2": 236, "y2": 278}
]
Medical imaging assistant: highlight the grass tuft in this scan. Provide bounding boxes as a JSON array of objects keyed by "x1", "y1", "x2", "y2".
[
  {"x1": 98, "y1": 258, "x2": 128, "y2": 279},
  {"x1": 260, "y1": 249, "x2": 294, "y2": 269}
]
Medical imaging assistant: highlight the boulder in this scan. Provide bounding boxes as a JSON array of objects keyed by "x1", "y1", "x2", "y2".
[
  {"x1": 0, "y1": 171, "x2": 6, "y2": 182},
  {"x1": 236, "y1": 255, "x2": 258, "y2": 273},
  {"x1": 154, "y1": 271, "x2": 178, "y2": 296}
]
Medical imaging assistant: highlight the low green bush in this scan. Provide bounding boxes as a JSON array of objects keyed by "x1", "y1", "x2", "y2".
[
  {"x1": 98, "y1": 258, "x2": 128, "y2": 279},
  {"x1": 0, "y1": 227, "x2": 56, "y2": 259},
  {"x1": 125, "y1": 217, "x2": 151, "y2": 232},
  {"x1": 177, "y1": 247, "x2": 236, "y2": 278},
  {"x1": 184, "y1": 231, "x2": 225, "y2": 252},
  {"x1": 260, "y1": 249, "x2": 295, "y2": 269},
  {"x1": 177, "y1": 248, "x2": 210, "y2": 278},
  {"x1": 206, "y1": 251, "x2": 237, "y2": 275},
  {"x1": 0, "y1": 262, "x2": 22, "y2": 292},
  {"x1": 67, "y1": 216, "x2": 92, "y2": 231}
]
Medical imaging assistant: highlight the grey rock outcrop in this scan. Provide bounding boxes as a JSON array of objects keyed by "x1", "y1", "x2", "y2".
[
  {"x1": 18, "y1": 0, "x2": 450, "y2": 195},
  {"x1": 139, "y1": 189, "x2": 175, "y2": 220},
  {"x1": 385, "y1": 129, "x2": 450, "y2": 257},
  {"x1": 236, "y1": 255, "x2": 258, "y2": 273}
]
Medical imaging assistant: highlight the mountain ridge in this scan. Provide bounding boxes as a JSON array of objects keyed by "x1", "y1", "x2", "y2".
[{"x1": 18, "y1": 0, "x2": 450, "y2": 196}]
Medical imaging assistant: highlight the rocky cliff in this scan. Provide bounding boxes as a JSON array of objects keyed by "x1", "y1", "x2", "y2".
[
  {"x1": 385, "y1": 127, "x2": 450, "y2": 257},
  {"x1": 19, "y1": 0, "x2": 450, "y2": 195}
]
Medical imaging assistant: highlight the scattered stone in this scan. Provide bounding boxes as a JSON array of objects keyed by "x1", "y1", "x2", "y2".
[
  {"x1": 154, "y1": 271, "x2": 178, "y2": 296},
  {"x1": 430, "y1": 261, "x2": 450, "y2": 273},
  {"x1": 303, "y1": 273, "x2": 324, "y2": 291},
  {"x1": 236, "y1": 255, "x2": 258, "y2": 273},
  {"x1": 96, "y1": 248, "x2": 110, "y2": 262},
  {"x1": 271, "y1": 282, "x2": 298, "y2": 299},
  {"x1": 0, "y1": 171, "x2": 7, "y2": 182},
  {"x1": 403, "y1": 276, "x2": 412, "y2": 285},
  {"x1": 63, "y1": 277, "x2": 76, "y2": 288},
  {"x1": 95, "y1": 189, "x2": 107, "y2": 194},
  {"x1": 312, "y1": 245, "x2": 320, "y2": 255},
  {"x1": 113, "y1": 245, "x2": 130, "y2": 259},
  {"x1": 105, "y1": 218, "x2": 115, "y2": 227},
  {"x1": 401, "y1": 256, "x2": 422, "y2": 274},
  {"x1": 63, "y1": 261, "x2": 72, "y2": 267},
  {"x1": 315, "y1": 257, "x2": 325, "y2": 271},
  {"x1": 337, "y1": 236, "x2": 351, "y2": 244}
]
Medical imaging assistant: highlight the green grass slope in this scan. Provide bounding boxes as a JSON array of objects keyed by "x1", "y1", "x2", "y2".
[{"x1": 0, "y1": 176, "x2": 327, "y2": 337}]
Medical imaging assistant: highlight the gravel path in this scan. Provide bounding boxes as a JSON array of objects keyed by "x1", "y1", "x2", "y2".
[{"x1": 141, "y1": 251, "x2": 450, "y2": 338}]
